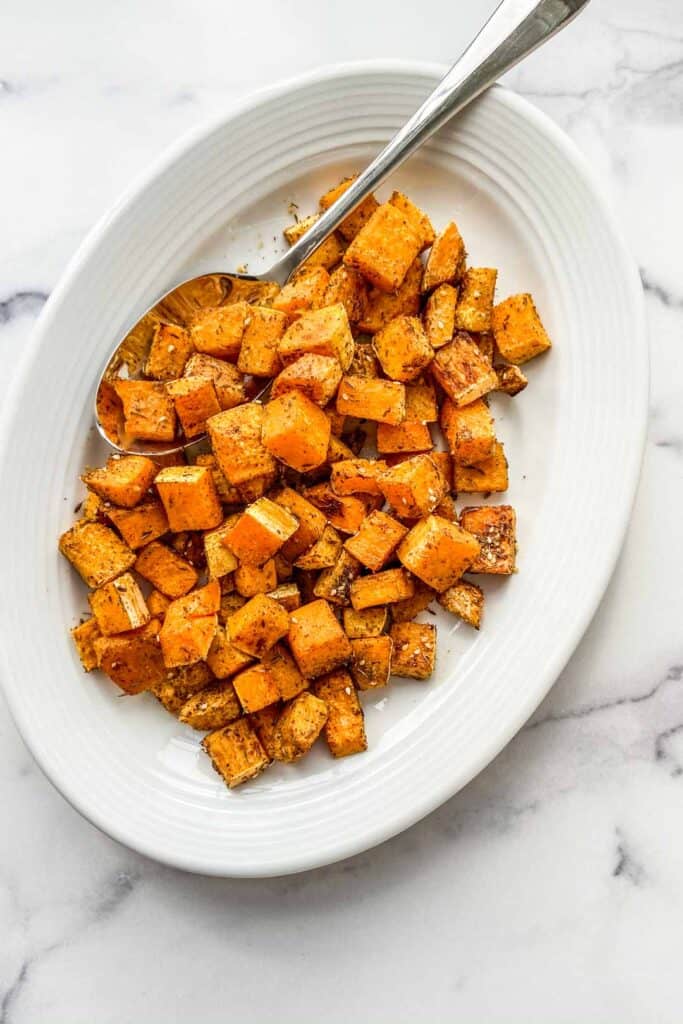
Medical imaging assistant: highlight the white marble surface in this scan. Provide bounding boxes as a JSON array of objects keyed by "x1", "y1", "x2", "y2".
[{"x1": 0, "y1": 0, "x2": 680, "y2": 1020}]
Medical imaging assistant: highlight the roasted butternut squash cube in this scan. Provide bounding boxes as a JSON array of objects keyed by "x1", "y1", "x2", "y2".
[
  {"x1": 135, "y1": 542, "x2": 198, "y2": 598},
  {"x1": 430, "y1": 451, "x2": 453, "y2": 492},
  {"x1": 262, "y1": 391, "x2": 331, "y2": 473},
  {"x1": 206, "y1": 405, "x2": 277, "y2": 487},
  {"x1": 344, "y1": 510, "x2": 408, "y2": 572},
  {"x1": 475, "y1": 331, "x2": 495, "y2": 363},
  {"x1": 59, "y1": 520, "x2": 135, "y2": 588},
  {"x1": 235, "y1": 559, "x2": 277, "y2": 597},
  {"x1": 390, "y1": 580, "x2": 435, "y2": 622},
  {"x1": 376, "y1": 421, "x2": 432, "y2": 454},
  {"x1": 190, "y1": 302, "x2": 249, "y2": 361},
  {"x1": 350, "y1": 568, "x2": 415, "y2": 610},
  {"x1": 271, "y1": 353, "x2": 342, "y2": 407},
  {"x1": 453, "y1": 440, "x2": 509, "y2": 493},
  {"x1": 278, "y1": 304, "x2": 354, "y2": 370},
  {"x1": 423, "y1": 283, "x2": 458, "y2": 349},
  {"x1": 313, "y1": 549, "x2": 362, "y2": 605},
  {"x1": 203, "y1": 718, "x2": 269, "y2": 788},
  {"x1": 89, "y1": 572, "x2": 150, "y2": 636},
  {"x1": 344, "y1": 202, "x2": 422, "y2": 293},
  {"x1": 283, "y1": 214, "x2": 346, "y2": 269},
  {"x1": 272, "y1": 266, "x2": 329, "y2": 321},
  {"x1": 348, "y1": 341, "x2": 381, "y2": 378},
  {"x1": 165, "y1": 376, "x2": 221, "y2": 438},
  {"x1": 440, "y1": 397, "x2": 495, "y2": 466},
  {"x1": 336, "y1": 375, "x2": 406, "y2": 425},
  {"x1": 496, "y1": 364, "x2": 528, "y2": 396},
  {"x1": 145, "y1": 322, "x2": 195, "y2": 380},
  {"x1": 350, "y1": 635, "x2": 393, "y2": 690},
  {"x1": 203, "y1": 521, "x2": 239, "y2": 580},
  {"x1": 159, "y1": 582, "x2": 220, "y2": 667},
  {"x1": 398, "y1": 515, "x2": 480, "y2": 591},
  {"x1": 228, "y1": 594, "x2": 290, "y2": 657},
  {"x1": 235, "y1": 471, "x2": 279, "y2": 505},
  {"x1": 431, "y1": 333, "x2": 499, "y2": 407},
  {"x1": 237, "y1": 306, "x2": 287, "y2": 377},
  {"x1": 288, "y1": 599, "x2": 352, "y2": 679},
  {"x1": 438, "y1": 579, "x2": 484, "y2": 628},
  {"x1": 434, "y1": 494, "x2": 458, "y2": 522},
  {"x1": 302, "y1": 484, "x2": 367, "y2": 535},
  {"x1": 266, "y1": 582, "x2": 302, "y2": 613},
  {"x1": 261, "y1": 642, "x2": 307, "y2": 700},
  {"x1": 330, "y1": 458, "x2": 386, "y2": 497},
  {"x1": 388, "y1": 190, "x2": 435, "y2": 251},
  {"x1": 373, "y1": 315, "x2": 433, "y2": 383},
  {"x1": 249, "y1": 704, "x2": 281, "y2": 760},
  {"x1": 273, "y1": 487, "x2": 327, "y2": 562},
  {"x1": 183, "y1": 352, "x2": 246, "y2": 410},
  {"x1": 206, "y1": 626, "x2": 254, "y2": 678},
  {"x1": 421, "y1": 221, "x2": 466, "y2": 293},
  {"x1": 319, "y1": 176, "x2": 379, "y2": 241},
  {"x1": 272, "y1": 691, "x2": 329, "y2": 762},
  {"x1": 455, "y1": 267, "x2": 498, "y2": 332},
  {"x1": 79, "y1": 490, "x2": 104, "y2": 521},
  {"x1": 82, "y1": 454, "x2": 157, "y2": 509},
  {"x1": 491, "y1": 292, "x2": 552, "y2": 364},
  {"x1": 312, "y1": 670, "x2": 367, "y2": 757},
  {"x1": 218, "y1": 592, "x2": 248, "y2": 625},
  {"x1": 106, "y1": 499, "x2": 169, "y2": 549},
  {"x1": 155, "y1": 465, "x2": 222, "y2": 531},
  {"x1": 195, "y1": 453, "x2": 242, "y2": 505},
  {"x1": 378, "y1": 454, "x2": 445, "y2": 518},
  {"x1": 232, "y1": 663, "x2": 281, "y2": 714},
  {"x1": 322, "y1": 265, "x2": 368, "y2": 324},
  {"x1": 147, "y1": 589, "x2": 171, "y2": 618},
  {"x1": 71, "y1": 618, "x2": 102, "y2": 671},
  {"x1": 224, "y1": 497, "x2": 299, "y2": 567},
  {"x1": 326, "y1": 433, "x2": 356, "y2": 465},
  {"x1": 390, "y1": 622, "x2": 436, "y2": 679},
  {"x1": 170, "y1": 660, "x2": 216, "y2": 697},
  {"x1": 459, "y1": 505, "x2": 517, "y2": 574},
  {"x1": 357, "y1": 257, "x2": 422, "y2": 333},
  {"x1": 293, "y1": 524, "x2": 343, "y2": 570},
  {"x1": 342, "y1": 606, "x2": 388, "y2": 638},
  {"x1": 94, "y1": 620, "x2": 166, "y2": 694},
  {"x1": 405, "y1": 382, "x2": 439, "y2": 423},
  {"x1": 114, "y1": 380, "x2": 177, "y2": 443},
  {"x1": 179, "y1": 680, "x2": 242, "y2": 730}
]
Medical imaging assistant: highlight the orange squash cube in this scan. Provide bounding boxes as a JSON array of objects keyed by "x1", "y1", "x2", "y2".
[
  {"x1": 431, "y1": 333, "x2": 499, "y2": 407},
  {"x1": 491, "y1": 292, "x2": 552, "y2": 364},
  {"x1": 319, "y1": 176, "x2": 379, "y2": 240},
  {"x1": 206, "y1": 626, "x2": 254, "y2": 679},
  {"x1": 190, "y1": 302, "x2": 249, "y2": 361},
  {"x1": 344, "y1": 202, "x2": 422, "y2": 293},
  {"x1": 89, "y1": 572, "x2": 150, "y2": 636},
  {"x1": 378, "y1": 454, "x2": 445, "y2": 518},
  {"x1": 195, "y1": 453, "x2": 241, "y2": 506},
  {"x1": 203, "y1": 521, "x2": 240, "y2": 580},
  {"x1": 322, "y1": 265, "x2": 368, "y2": 324},
  {"x1": 438, "y1": 579, "x2": 484, "y2": 629},
  {"x1": 114, "y1": 380, "x2": 177, "y2": 443},
  {"x1": 423, "y1": 283, "x2": 458, "y2": 349},
  {"x1": 147, "y1": 589, "x2": 171, "y2": 619},
  {"x1": 203, "y1": 718, "x2": 269, "y2": 788},
  {"x1": 183, "y1": 352, "x2": 246, "y2": 410},
  {"x1": 398, "y1": 514, "x2": 480, "y2": 591},
  {"x1": 106, "y1": 499, "x2": 169, "y2": 549},
  {"x1": 455, "y1": 267, "x2": 498, "y2": 332},
  {"x1": 293, "y1": 524, "x2": 343, "y2": 570},
  {"x1": 249, "y1": 704, "x2": 281, "y2": 760},
  {"x1": 459, "y1": 505, "x2": 517, "y2": 574},
  {"x1": 390, "y1": 580, "x2": 435, "y2": 623},
  {"x1": 272, "y1": 266, "x2": 329, "y2": 321},
  {"x1": 405, "y1": 382, "x2": 439, "y2": 423},
  {"x1": 288, "y1": 599, "x2": 352, "y2": 679},
  {"x1": 145, "y1": 322, "x2": 195, "y2": 381},
  {"x1": 440, "y1": 397, "x2": 496, "y2": 466},
  {"x1": 234, "y1": 559, "x2": 278, "y2": 598},
  {"x1": 390, "y1": 622, "x2": 436, "y2": 679},
  {"x1": 273, "y1": 487, "x2": 327, "y2": 562},
  {"x1": 349, "y1": 568, "x2": 415, "y2": 610},
  {"x1": 373, "y1": 315, "x2": 433, "y2": 383},
  {"x1": 159, "y1": 583, "x2": 220, "y2": 668},
  {"x1": 350, "y1": 635, "x2": 393, "y2": 690},
  {"x1": 82, "y1": 454, "x2": 157, "y2": 509},
  {"x1": 207, "y1": 405, "x2": 277, "y2": 487},
  {"x1": 357, "y1": 258, "x2": 422, "y2": 334},
  {"x1": 232, "y1": 663, "x2": 281, "y2": 714},
  {"x1": 278, "y1": 304, "x2": 354, "y2": 371},
  {"x1": 344, "y1": 510, "x2": 408, "y2": 571},
  {"x1": 261, "y1": 642, "x2": 307, "y2": 700},
  {"x1": 348, "y1": 342, "x2": 381, "y2": 379},
  {"x1": 496, "y1": 364, "x2": 528, "y2": 396},
  {"x1": 165, "y1": 376, "x2": 221, "y2": 438},
  {"x1": 271, "y1": 353, "x2": 342, "y2": 407},
  {"x1": 453, "y1": 440, "x2": 509, "y2": 493},
  {"x1": 342, "y1": 606, "x2": 389, "y2": 638},
  {"x1": 178, "y1": 680, "x2": 242, "y2": 730},
  {"x1": 330, "y1": 458, "x2": 386, "y2": 497},
  {"x1": 272, "y1": 691, "x2": 329, "y2": 762},
  {"x1": 94, "y1": 620, "x2": 166, "y2": 694},
  {"x1": 336, "y1": 376, "x2": 406, "y2": 425},
  {"x1": 262, "y1": 391, "x2": 331, "y2": 473},
  {"x1": 224, "y1": 497, "x2": 299, "y2": 567},
  {"x1": 227, "y1": 594, "x2": 290, "y2": 657},
  {"x1": 266, "y1": 582, "x2": 302, "y2": 613},
  {"x1": 155, "y1": 465, "x2": 223, "y2": 531},
  {"x1": 313, "y1": 548, "x2": 362, "y2": 606},
  {"x1": 376, "y1": 421, "x2": 432, "y2": 455},
  {"x1": 312, "y1": 670, "x2": 367, "y2": 757},
  {"x1": 283, "y1": 214, "x2": 346, "y2": 269},
  {"x1": 59, "y1": 520, "x2": 135, "y2": 588},
  {"x1": 70, "y1": 618, "x2": 102, "y2": 671},
  {"x1": 237, "y1": 306, "x2": 287, "y2": 377},
  {"x1": 421, "y1": 221, "x2": 466, "y2": 293},
  {"x1": 302, "y1": 484, "x2": 367, "y2": 535},
  {"x1": 388, "y1": 190, "x2": 435, "y2": 251}
]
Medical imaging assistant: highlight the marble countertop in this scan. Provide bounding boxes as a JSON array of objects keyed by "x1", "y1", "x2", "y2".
[{"x1": 1, "y1": 0, "x2": 679, "y2": 1020}]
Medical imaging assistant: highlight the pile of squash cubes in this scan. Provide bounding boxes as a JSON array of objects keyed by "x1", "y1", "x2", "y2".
[{"x1": 60, "y1": 177, "x2": 551, "y2": 788}]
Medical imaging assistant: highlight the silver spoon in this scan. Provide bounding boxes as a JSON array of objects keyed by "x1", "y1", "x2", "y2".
[{"x1": 95, "y1": 0, "x2": 589, "y2": 456}]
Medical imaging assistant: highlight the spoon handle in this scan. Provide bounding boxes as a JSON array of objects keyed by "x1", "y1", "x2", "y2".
[{"x1": 276, "y1": 0, "x2": 589, "y2": 281}]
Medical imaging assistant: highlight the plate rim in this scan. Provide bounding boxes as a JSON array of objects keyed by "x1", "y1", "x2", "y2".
[{"x1": 0, "y1": 59, "x2": 648, "y2": 876}]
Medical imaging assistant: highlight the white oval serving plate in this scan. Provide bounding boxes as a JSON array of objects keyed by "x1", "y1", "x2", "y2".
[{"x1": 0, "y1": 62, "x2": 647, "y2": 877}]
